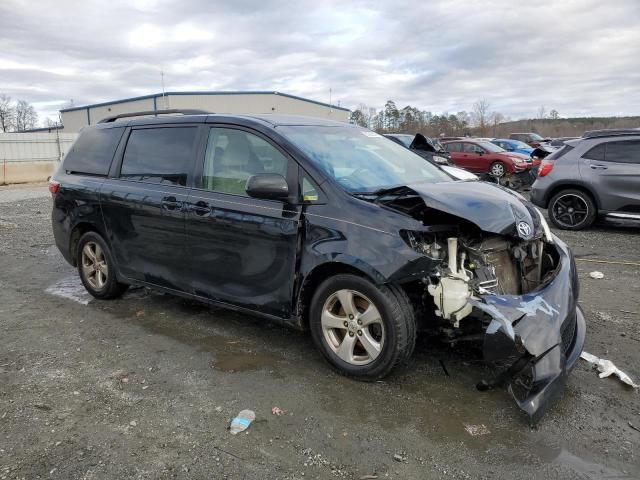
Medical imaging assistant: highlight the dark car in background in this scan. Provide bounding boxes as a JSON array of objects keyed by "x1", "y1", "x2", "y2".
[
  {"x1": 510, "y1": 132, "x2": 550, "y2": 148},
  {"x1": 50, "y1": 110, "x2": 584, "y2": 423},
  {"x1": 442, "y1": 138, "x2": 532, "y2": 177},
  {"x1": 531, "y1": 129, "x2": 640, "y2": 230},
  {"x1": 384, "y1": 133, "x2": 452, "y2": 165}
]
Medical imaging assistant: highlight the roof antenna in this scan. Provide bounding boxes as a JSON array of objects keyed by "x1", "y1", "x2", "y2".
[{"x1": 161, "y1": 70, "x2": 168, "y2": 109}]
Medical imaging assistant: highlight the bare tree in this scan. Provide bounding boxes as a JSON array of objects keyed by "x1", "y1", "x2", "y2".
[
  {"x1": 14, "y1": 100, "x2": 38, "y2": 131},
  {"x1": 537, "y1": 105, "x2": 547, "y2": 120},
  {"x1": 472, "y1": 99, "x2": 491, "y2": 136},
  {"x1": 0, "y1": 94, "x2": 15, "y2": 132},
  {"x1": 549, "y1": 109, "x2": 560, "y2": 120}
]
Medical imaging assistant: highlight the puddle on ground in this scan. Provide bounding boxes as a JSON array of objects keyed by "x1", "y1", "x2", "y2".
[
  {"x1": 125, "y1": 300, "x2": 287, "y2": 374},
  {"x1": 45, "y1": 276, "x2": 92, "y2": 305}
]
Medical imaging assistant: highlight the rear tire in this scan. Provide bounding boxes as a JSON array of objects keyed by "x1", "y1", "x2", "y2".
[
  {"x1": 77, "y1": 231, "x2": 129, "y2": 299},
  {"x1": 309, "y1": 274, "x2": 416, "y2": 380},
  {"x1": 548, "y1": 189, "x2": 597, "y2": 230}
]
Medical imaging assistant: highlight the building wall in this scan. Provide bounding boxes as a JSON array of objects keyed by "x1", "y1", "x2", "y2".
[
  {"x1": 60, "y1": 92, "x2": 350, "y2": 132},
  {"x1": 0, "y1": 132, "x2": 78, "y2": 184}
]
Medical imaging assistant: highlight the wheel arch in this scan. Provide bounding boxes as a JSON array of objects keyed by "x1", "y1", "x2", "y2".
[
  {"x1": 545, "y1": 182, "x2": 600, "y2": 211},
  {"x1": 295, "y1": 260, "x2": 385, "y2": 330},
  {"x1": 68, "y1": 221, "x2": 109, "y2": 267}
]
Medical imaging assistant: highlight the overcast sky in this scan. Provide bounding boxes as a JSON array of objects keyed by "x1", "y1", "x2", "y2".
[{"x1": 1, "y1": 0, "x2": 639, "y2": 124}]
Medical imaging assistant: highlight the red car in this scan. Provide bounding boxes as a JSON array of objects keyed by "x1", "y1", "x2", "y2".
[{"x1": 442, "y1": 139, "x2": 532, "y2": 177}]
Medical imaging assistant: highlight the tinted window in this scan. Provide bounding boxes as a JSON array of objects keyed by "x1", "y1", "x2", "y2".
[
  {"x1": 120, "y1": 127, "x2": 197, "y2": 186},
  {"x1": 582, "y1": 143, "x2": 605, "y2": 161},
  {"x1": 547, "y1": 144, "x2": 575, "y2": 161},
  {"x1": 201, "y1": 128, "x2": 289, "y2": 196},
  {"x1": 463, "y1": 143, "x2": 485, "y2": 153},
  {"x1": 605, "y1": 140, "x2": 640, "y2": 163},
  {"x1": 445, "y1": 142, "x2": 461, "y2": 152},
  {"x1": 63, "y1": 127, "x2": 124, "y2": 176}
]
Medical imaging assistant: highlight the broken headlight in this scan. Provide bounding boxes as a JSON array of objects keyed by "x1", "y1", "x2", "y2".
[{"x1": 400, "y1": 230, "x2": 445, "y2": 260}]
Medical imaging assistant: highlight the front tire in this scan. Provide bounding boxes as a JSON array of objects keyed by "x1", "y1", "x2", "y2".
[
  {"x1": 309, "y1": 274, "x2": 416, "y2": 380},
  {"x1": 548, "y1": 189, "x2": 597, "y2": 230},
  {"x1": 77, "y1": 231, "x2": 129, "y2": 299},
  {"x1": 489, "y1": 161, "x2": 506, "y2": 177}
]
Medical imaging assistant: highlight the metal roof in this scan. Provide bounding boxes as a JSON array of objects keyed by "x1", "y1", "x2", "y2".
[{"x1": 60, "y1": 91, "x2": 350, "y2": 113}]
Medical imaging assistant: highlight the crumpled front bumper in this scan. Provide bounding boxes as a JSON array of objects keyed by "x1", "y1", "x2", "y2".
[{"x1": 473, "y1": 235, "x2": 586, "y2": 424}]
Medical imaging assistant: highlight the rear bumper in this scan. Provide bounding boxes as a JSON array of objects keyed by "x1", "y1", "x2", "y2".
[
  {"x1": 529, "y1": 183, "x2": 546, "y2": 207},
  {"x1": 475, "y1": 236, "x2": 584, "y2": 424}
]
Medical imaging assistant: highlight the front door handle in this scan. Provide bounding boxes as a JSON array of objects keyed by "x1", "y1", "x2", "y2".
[
  {"x1": 590, "y1": 164, "x2": 608, "y2": 170},
  {"x1": 189, "y1": 200, "x2": 212, "y2": 216},
  {"x1": 161, "y1": 196, "x2": 182, "y2": 210}
]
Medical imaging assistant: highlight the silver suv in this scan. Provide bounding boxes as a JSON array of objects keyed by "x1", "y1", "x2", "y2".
[{"x1": 530, "y1": 129, "x2": 640, "y2": 230}]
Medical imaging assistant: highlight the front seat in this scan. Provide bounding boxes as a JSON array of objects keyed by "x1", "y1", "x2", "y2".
[{"x1": 212, "y1": 132, "x2": 256, "y2": 195}]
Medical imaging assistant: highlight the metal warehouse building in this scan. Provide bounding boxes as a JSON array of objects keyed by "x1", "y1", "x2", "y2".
[{"x1": 60, "y1": 91, "x2": 350, "y2": 132}]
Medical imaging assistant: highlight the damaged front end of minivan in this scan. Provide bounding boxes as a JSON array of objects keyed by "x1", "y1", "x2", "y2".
[{"x1": 376, "y1": 182, "x2": 585, "y2": 424}]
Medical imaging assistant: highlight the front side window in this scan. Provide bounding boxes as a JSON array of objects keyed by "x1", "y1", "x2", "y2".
[
  {"x1": 201, "y1": 128, "x2": 289, "y2": 196},
  {"x1": 279, "y1": 126, "x2": 451, "y2": 193},
  {"x1": 120, "y1": 127, "x2": 197, "y2": 186},
  {"x1": 604, "y1": 140, "x2": 640, "y2": 164}
]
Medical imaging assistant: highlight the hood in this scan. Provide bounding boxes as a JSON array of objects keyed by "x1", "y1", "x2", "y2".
[{"x1": 408, "y1": 181, "x2": 540, "y2": 238}]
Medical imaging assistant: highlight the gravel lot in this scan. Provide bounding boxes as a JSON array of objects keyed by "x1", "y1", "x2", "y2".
[{"x1": 1, "y1": 183, "x2": 639, "y2": 479}]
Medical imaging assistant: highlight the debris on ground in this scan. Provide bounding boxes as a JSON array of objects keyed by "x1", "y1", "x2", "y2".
[
  {"x1": 464, "y1": 424, "x2": 491, "y2": 436},
  {"x1": 589, "y1": 271, "x2": 604, "y2": 279},
  {"x1": 628, "y1": 421, "x2": 640, "y2": 433},
  {"x1": 393, "y1": 453, "x2": 406, "y2": 462},
  {"x1": 229, "y1": 409, "x2": 255, "y2": 435},
  {"x1": 581, "y1": 351, "x2": 639, "y2": 388},
  {"x1": 359, "y1": 475, "x2": 379, "y2": 479},
  {"x1": 271, "y1": 406, "x2": 285, "y2": 416}
]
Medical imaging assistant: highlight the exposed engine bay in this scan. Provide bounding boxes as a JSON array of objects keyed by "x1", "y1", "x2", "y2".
[
  {"x1": 403, "y1": 231, "x2": 558, "y2": 327},
  {"x1": 366, "y1": 183, "x2": 584, "y2": 424}
]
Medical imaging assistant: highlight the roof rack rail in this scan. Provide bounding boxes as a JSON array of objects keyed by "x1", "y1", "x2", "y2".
[
  {"x1": 98, "y1": 109, "x2": 210, "y2": 124},
  {"x1": 582, "y1": 128, "x2": 640, "y2": 139}
]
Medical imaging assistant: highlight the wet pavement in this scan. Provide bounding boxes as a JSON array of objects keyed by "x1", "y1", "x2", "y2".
[{"x1": 1, "y1": 184, "x2": 639, "y2": 479}]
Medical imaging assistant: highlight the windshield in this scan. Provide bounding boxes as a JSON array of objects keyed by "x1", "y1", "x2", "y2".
[
  {"x1": 280, "y1": 126, "x2": 452, "y2": 193},
  {"x1": 529, "y1": 133, "x2": 544, "y2": 141},
  {"x1": 476, "y1": 141, "x2": 505, "y2": 153},
  {"x1": 510, "y1": 140, "x2": 532, "y2": 149}
]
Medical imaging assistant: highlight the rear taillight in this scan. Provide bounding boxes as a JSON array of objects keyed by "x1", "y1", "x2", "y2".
[
  {"x1": 48, "y1": 180, "x2": 60, "y2": 195},
  {"x1": 538, "y1": 161, "x2": 554, "y2": 177}
]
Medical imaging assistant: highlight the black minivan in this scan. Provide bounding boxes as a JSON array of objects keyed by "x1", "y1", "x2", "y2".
[{"x1": 51, "y1": 111, "x2": 585, "y2": 423}]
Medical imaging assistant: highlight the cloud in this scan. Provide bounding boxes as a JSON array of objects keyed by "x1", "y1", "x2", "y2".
[{"x1": 1, "y1": 0, "x2": 639, "y2": 124}]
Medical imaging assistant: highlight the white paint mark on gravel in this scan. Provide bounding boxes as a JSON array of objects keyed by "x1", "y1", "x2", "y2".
[{"x1": 45, "y1": 276, "x2": 92, "y2": 305}]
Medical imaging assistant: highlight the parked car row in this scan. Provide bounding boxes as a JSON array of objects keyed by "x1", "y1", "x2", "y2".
[{"x1": 383, "y1": 129, "x2": 640, "y2": 231}]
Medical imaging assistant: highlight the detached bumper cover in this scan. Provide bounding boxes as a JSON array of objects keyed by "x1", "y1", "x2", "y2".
[{"x1": 475, "y1": 236, "x2": 585, "y2": 423}]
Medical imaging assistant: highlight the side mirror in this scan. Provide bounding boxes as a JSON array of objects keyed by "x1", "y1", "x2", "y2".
[
  {"x1": 477, "y1": 150, "x2": 484, "y2": 155},
  {"x1": 245, "y1": 173, "x2": 289, "y2": 200}
]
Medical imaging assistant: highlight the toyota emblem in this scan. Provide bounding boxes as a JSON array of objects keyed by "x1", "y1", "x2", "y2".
[{"x1": 517, "y1": 221, "x2": 532, "y2": 238}]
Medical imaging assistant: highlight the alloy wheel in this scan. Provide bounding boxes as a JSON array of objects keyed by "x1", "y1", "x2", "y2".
[
  {"x1": 321, "y1": 289, "x2": 385, "y2": 366},
  {"x1": 81, "y1": 241, "x2": 108, "y2": 290},
  {"x1": 551, "y1": 194, "x2": 589, "y2": 228},
  {"x1": 490, "y1": 162, "x2": 505, "y2": 177}
]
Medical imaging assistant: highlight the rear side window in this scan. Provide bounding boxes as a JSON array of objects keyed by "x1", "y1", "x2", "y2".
[
  {"x1": 546, "y1": 144, "x2": 574, "y2": 160},
  {"x1": 120, "y1": 127, "x2": 197, "y2": 186},
  {"x1": 604, "y1": 140, "x2": 640, "y2": 164},
  {"x1": 63, "y1": 127, "x2": 124, "y2": 176},
  {"x1": 582, "y1": 143, "x2": 605, "y2": 161}
]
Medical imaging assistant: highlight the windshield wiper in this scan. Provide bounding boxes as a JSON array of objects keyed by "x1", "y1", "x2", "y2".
[{"x1": 351, "y1": 185, "x2": 413, "y2": 201}]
